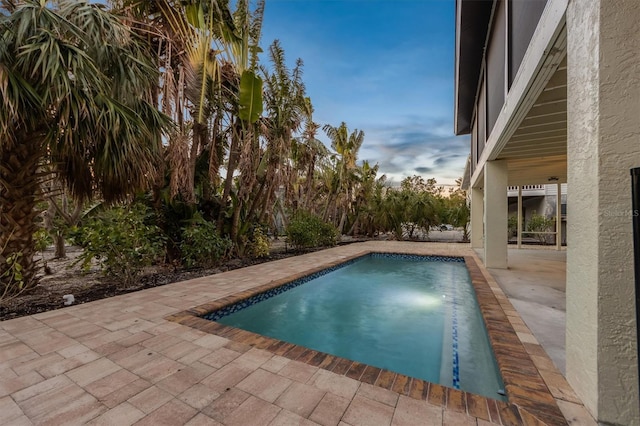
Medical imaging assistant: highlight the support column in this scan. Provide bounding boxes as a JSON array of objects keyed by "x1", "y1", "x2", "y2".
[
  {"x1": 567, "y1": 0, "x2": 640, "y2": 423},
  {"x1": 556, "y1": 182, "x2": 561, "y2": 250},
  {"x1": 517, "y1": 186, "x2": 522, "y2": 248},
  {"x1": 471, "y1": 187, "x2": 484, "y2": 249},
  {"x1": 484, "y1": 160, "x2": 508, "y2": 269}
]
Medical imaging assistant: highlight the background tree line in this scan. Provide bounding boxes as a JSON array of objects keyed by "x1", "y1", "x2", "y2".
[{"x1": 0, "y1": 0, "x2": 469, "y2": 297}]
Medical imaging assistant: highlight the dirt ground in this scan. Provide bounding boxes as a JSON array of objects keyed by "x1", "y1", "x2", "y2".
[{"x1": 0, "y1": 231, "x2": 465, "y2": 322}]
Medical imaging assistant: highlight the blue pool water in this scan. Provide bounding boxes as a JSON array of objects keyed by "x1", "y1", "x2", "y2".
[{"x1": 209, "y1": 254, "x2": 505, "y2": 400}]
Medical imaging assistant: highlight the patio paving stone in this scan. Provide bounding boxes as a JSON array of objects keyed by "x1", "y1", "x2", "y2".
[
  {"x1": 133, "y1": 398, "x2": 198, "y2": 425},
  {"x1": 278, "y1": 359, "x2": 318, "y2": 383},
  {"x1": 342, "y1": 395, "x2": 395, "y2": 426},
  {"x1": 66, "y1": 357, "x2": 122, "y2": 387},
  {"x1": 356, "y1": 382, "x2": 399, "y2": 407},
  {"x1": 442, "y1": 409, "x2": 477, "y2": 425},
  {"x1": 85, "y1": 368, "x2": 140, "y2": 399},
  {"x1": 184, "y1": 413, "x2": 224, "y2": 426},
  {"x1": 269, "y1": 409, "x2": 321, "y2": 425},
  {"x1": 0, "y1": 242, "x2": 594, "y2": 425},
  {"x1": 129, "y1": 385, "x2": 174, "y2": 414},
  {"x1": 274, "y1": 381, "x2": 326, "y2": 418},
  {"x1": 155, "y1": 366, "x2": 205, "y2": 396},
  {"x1": 0, "y1": 370, "x2": 44, "y2": 397},
  {"x1": 99, "y1": 378, "x2": 152, "y2": 409},
  {"x1": 0, "y1": 394, "x2": 26, "y2": 422},
  {"x1": 177, "y1": 383, "x2": 221, "y2": 410},
  {"x1": 201, "y1": 387, "x2": 250, "y2": 422},
  {"x1": 222, "y1": 395, "x2": 281, "y2": 425},
  {"x1": 88, "y1": 401, "x2": 146, "y2": 425},
  {"x1": 391, "y1": 395, "x2": 442, "y2": 426},
  {"x1": 309, "y1": 392, "x2": 351, "y2": 426},
  {"x1": 236, "y1": 368, "x2": 292, "y2": 403}
]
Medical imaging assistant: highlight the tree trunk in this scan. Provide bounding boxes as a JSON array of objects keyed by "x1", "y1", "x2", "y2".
[
  {"x1": 218, "y1": 122, "x2": 241, "y2": 233},
  {"x1": 47, "y1": 192, "x2": 67, "y2": 259},
  {"x1": 337, "y1": 211, "x2": 347, "y2": 235},
  {"x1": 304, "y1": 158, "x2": 315, "y2": 210},
  {"x1": 54, "y1": 234, "x2": 66, "y2": 259},
  {"x1": 0, "y1": 135, "x2": 43, "y2": 295},
  {"x1": 347, "y1": 218, "x2": 359, "y2": 236}
]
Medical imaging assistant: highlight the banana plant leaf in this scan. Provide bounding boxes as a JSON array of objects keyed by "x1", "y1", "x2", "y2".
[{"x1": 238, "y1": 70, "x2": 263, "y2": 123}]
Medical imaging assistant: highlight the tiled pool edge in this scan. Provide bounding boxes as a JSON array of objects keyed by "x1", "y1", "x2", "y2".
[
  {"x1": 202, "y1": 252, "x2": 465, "y2": 322},
  {"x1": 463, "y1": 255, "x2": 567, "y2": 425},
  {"x1": 468, "y1": 251, "x2": 590, "y2": 423},
  {"x1": 166, "y1": 249, "x2": 568, "y2": 425}
]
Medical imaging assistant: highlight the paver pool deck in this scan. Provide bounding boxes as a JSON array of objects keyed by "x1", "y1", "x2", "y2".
[{"x1": 0, "y1": 242, "x2": 594, "y2": 425}]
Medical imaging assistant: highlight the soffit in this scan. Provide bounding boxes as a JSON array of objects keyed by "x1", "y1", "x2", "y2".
[
  {"x1": 455, "y1": 0, "x2": 495, "y2": 135},
  {"x1": 507, "y1": 154, "x2": 567, "y2": 186},
  {"x1": 497, "y1": 56, "x2": 567, "y2": 186},
  {"x1": 498, "y1": 57, "x2": 567, "y2": 160}
]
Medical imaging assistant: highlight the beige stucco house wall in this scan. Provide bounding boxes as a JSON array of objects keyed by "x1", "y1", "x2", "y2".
[{"x1": 455, "y1": 0, "x2": 640, "y2": 423}]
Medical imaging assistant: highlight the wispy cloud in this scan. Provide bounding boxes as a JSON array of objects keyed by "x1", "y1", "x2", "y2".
[
  {"x1": 415, "y1": 166, "x2": 434, "y2": 174},
  {"x1": 357, "y1": 118, "x2": 469, "y2": 185}
]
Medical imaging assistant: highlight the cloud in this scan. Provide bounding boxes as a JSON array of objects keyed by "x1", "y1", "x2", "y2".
[
  {"x1": 414, "y1": 167, "x2": 433, "y2": 174},
  {"x1": 259, "y1": 1, "x2": 465, "y2": 186},
  {"x1": 356, "y1": 117, "x2": 469, "y2": 185}
]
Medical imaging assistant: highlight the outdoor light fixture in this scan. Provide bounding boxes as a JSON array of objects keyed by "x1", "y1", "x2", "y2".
[{"x1": 548, "y1": 176, "x2": 559, "y2": 182}]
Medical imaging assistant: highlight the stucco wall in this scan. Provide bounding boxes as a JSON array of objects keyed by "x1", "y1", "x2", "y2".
[
  {"x1": 484, "y1": 161, "x2": 508, "y2": 268},
  {"x1": 567, "y1": 0, "x2": 640, "y2": 424},
  {"x1": 471, "y1": 187, "x2": 484, "y2": 249}
]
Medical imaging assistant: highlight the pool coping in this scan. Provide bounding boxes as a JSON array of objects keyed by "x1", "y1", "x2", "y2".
[{"x1": 166, "y1": 250, "x2": 568, "y2": 425}]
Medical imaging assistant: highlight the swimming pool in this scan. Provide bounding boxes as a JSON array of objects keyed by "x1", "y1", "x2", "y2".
[{"x1": 203, "y1": 253, "x2": 506, "y2": 400}]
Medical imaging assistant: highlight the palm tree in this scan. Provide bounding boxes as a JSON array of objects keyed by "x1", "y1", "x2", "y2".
[
  {"x1": 115, "y1": 0, "x2": 266, "y2": 249},
  {"x1": 0, "y1": 0, "x2": 168, "y2": 294},
  {"x1": 291, "y1": 120, "x2": 329, "y2": 212},
  {"x1": 348, "y1": 160, "x2": 380, "y2": 235},
  {"x1": 322, "y1": 122, "x2": 365, "y2": 233},
  {"x1": 258, "y1": 40, "x2": 310, "y2": 223}
]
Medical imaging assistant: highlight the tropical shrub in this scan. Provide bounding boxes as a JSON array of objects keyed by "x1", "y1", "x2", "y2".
[
  {"x1": 508, "y1": 215, "x2": 518, "y2": 239},
  {"x1": 443, "y1": 189, "x2": 470, "y2": 242},
  {"x1": 0, "y1": 252, "x2": 25, "y2": 300},
  {"x1": 76, "y1": 203, "x2": 166, "y2": 286},
  {"x1": 286, "y1": 212, "x2": 338, "y2": 249},
  {"x1": 249, "y1": 227, "x2": 270, "y2": 258},
  {"x1": 526, "y1": 213, "x2": 555, "y2": 244},
  {"x1": 33, "y1": 227, "x2": 53, "y2": 273},
  {"x1": 33, "y1": 228, "x2": 52, "y2": 253},
  {"x1": 180, "y1": 214, "x2": 232, "y2": 268}
]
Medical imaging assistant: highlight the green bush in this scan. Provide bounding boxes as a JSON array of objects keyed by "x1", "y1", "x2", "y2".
[
  {"x1": 286, "y1": 212, "x2": 338, "y2": 249},
  {"x1": 180, "y1": 213, "x2": 232, "y2": 268},
  {"x1": 76, "y1": 203, "x2": 166, "y2": 286},
  {"x1": 526, "y1": 213, "x2": 555, "y2": 244},
  {"x1": 1, "y1": 252, "x2": 25, "y2": 298},
  {"x1": 507, "y1": 215, "x2": 518, "y2": 238},
  {"x1": 33, "y1": 228, "x2": 52, "y2": 253},
  {"x1": 249, "y1": 227, "x2": 270, "y2": 258}
]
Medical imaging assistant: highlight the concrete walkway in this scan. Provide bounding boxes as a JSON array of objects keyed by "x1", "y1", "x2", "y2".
[
  {"x1": 0, "y1": 242, "x2": 590, "y2": 425},
  {"x1": 478, "y1": 248, "x2": 567, "y2": 374}
]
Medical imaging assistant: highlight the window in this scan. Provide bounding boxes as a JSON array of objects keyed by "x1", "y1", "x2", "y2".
[
  {"x1": 508, "y1": 0, "x2": 548, "y2": 87},
  {"x1": 486, "y1": 0, "x2": 506, "y2": 136}
]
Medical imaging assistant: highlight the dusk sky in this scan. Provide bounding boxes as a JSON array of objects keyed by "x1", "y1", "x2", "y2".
[{"x1": 259, "y1": 0, "x2": 469, "y2": 186}]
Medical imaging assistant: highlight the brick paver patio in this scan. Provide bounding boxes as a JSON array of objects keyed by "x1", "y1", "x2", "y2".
[{"x1": 0, "y1": 242, "x2": 594, "y2": 425}]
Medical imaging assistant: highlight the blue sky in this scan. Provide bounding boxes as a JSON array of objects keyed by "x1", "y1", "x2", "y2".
[{"x1": 259, "y1": 0, "x2": 469, "y2": 186}]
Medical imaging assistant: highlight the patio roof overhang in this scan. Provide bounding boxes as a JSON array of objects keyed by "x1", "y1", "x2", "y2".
[
  {"x1": 498, "y1": 56, "x2": 567, "y2": 186},
  {"x1": 454, "y1": 0, "x2": 494, "y2": 135},
  {"x1": 469, "y1": 0, "x2": 568, "y2": 189}
]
